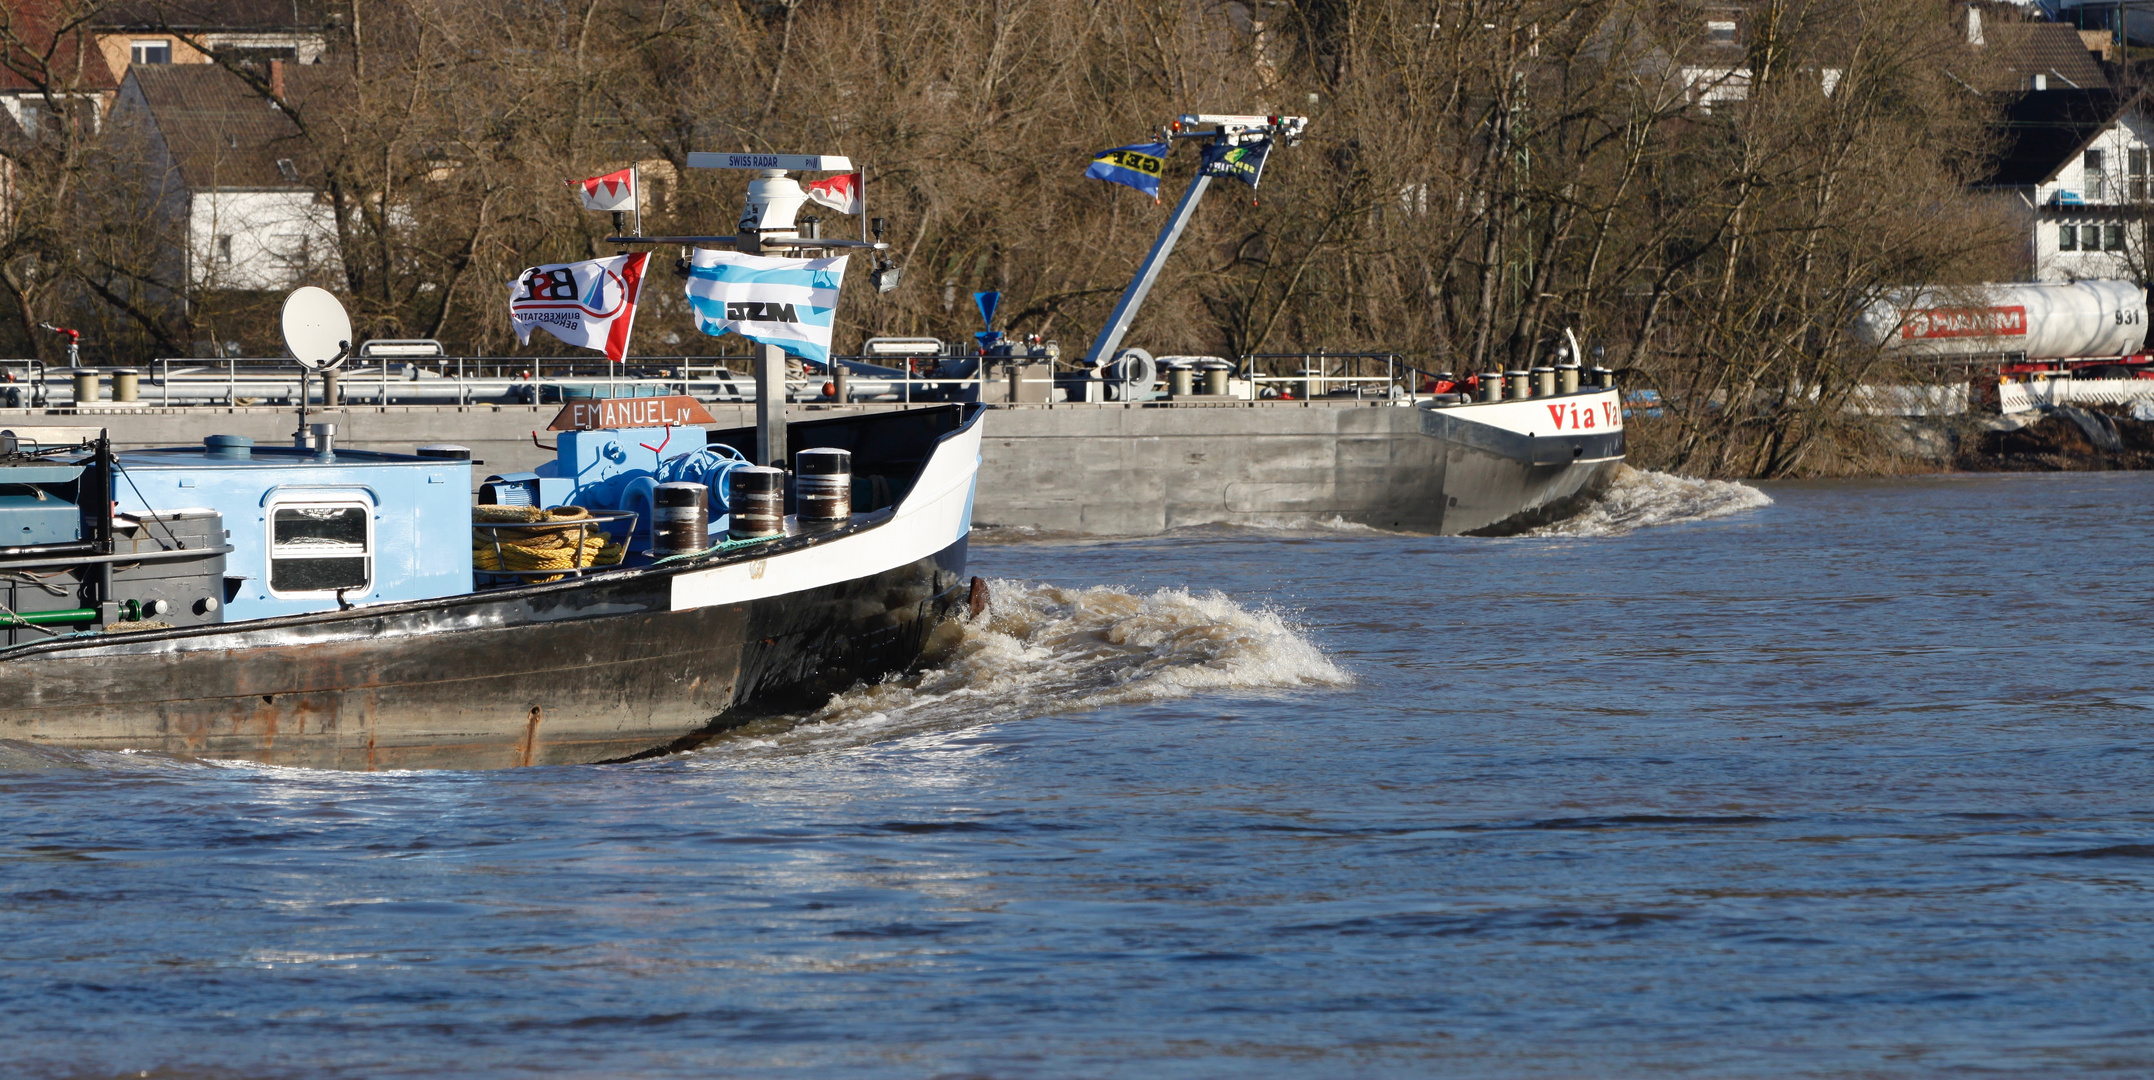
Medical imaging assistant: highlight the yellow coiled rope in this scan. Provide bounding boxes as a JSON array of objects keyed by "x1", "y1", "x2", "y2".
[{"x1": 473, "y1": 505, "x2": 626, "y2": 582}]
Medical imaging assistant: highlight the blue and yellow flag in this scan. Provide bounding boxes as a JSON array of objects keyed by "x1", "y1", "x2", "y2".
[
  {"x1": 1086, "y1": 142, "x2": 1169, "y2": 199},
  {"x1": 1200, "y1": 138, "x2": 1272, "y2": 190}
]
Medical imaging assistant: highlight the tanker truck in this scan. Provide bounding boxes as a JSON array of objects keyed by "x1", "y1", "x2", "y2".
[{"x1": 1851, "y1": 280, "x2": 2149, "y2": 375}]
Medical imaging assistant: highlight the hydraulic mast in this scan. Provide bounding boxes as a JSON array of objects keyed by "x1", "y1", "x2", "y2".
[{"x1": 1083, "y1": 113, "x2": 1307, "y2": 369}]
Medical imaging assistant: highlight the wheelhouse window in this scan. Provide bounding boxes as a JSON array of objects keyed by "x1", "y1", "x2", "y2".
[{"x1": 268, "y1": 503, "x2": 371, "y2": 595}]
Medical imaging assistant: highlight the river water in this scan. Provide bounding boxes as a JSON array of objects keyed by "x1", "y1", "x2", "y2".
[{"x1": 4, "y1": 469, "x2": 2150, "y2": 1078}]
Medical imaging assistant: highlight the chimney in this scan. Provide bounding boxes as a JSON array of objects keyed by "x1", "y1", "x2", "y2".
[
  {"x1": 270, "y1": 59, "x2": 285, "y2": 101},
  {"x1": 1965, "y1": 5, "x2": 1984, "y2": 47}
]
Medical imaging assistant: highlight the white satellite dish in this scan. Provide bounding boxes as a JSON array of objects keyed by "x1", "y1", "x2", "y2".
[{"x1": 280, "y1": 286, "x2": 352, "y2": 371}]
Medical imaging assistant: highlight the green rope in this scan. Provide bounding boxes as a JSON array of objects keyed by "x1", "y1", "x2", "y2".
[{"x1": 648, "y1": 531, "x2": 784, "y2": 567}]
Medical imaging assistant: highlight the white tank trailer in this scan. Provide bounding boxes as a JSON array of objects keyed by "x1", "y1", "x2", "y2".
[{"x1": 1851, "y1": 281, "x2": 2148, "y2": 361}]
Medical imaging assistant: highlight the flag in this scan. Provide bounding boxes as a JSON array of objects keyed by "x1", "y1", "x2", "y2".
[
  {"x1": 507, "y1": 252, "x2": 649, "y2": 363},
  {"x1": 572, "y1": 167, "x2": 636, "y2": 211},
  {"x1": 804, "y1": 172, "x2": 862, "y2": 215},
  {"x1": 1086, "y1": 142, "x2": 1169, "y2": 199},
  {"x1": 684, "y1": 249, "x2": 849, "y2": 364},
  {"x1": 1200, "y1": 138, "x2": 1272, "y2": 189}
]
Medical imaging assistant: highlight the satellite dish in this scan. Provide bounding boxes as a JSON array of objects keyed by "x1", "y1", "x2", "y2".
[{"x1": 280, "y1": 286, "x2": 352, "y2": 371}]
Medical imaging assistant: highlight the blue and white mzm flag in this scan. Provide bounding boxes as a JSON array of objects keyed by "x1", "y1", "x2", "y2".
[{"x1": 683, "y1": 249, "x2": 849, "y2": 364}]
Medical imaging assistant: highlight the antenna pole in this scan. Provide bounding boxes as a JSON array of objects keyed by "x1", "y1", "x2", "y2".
[
  {"x1": 1084, "y1": 170, "x2": 1213, "y2": 368},
  {"x1": 295, "y1": 368, "x2": 309, "y2": 449},
  {"x1": 753, "y1": 227, "x2": 788, "y2": 467}
]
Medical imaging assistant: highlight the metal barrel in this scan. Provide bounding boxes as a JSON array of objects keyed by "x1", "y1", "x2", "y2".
[
  {"x1": 1506, "y1": 369, "x2": 1532, "y2": 399},
  {"x1": 111, "y1": 369, "x2": 140, "y2": 402},
  {"x1": 1591, "y1": 365, "x2": 1615, "y2": 389},
  {"x1": 727, "y1": 467, "x2": 785, "y2": 539},
  {"x1": 794, "y1": 447, "x2": 852, "y2": 530},
  {"x1": 71, "y1": 369, "x2": 99, "y2": 404},
  {"x1": 1164, "y1": 362, "x2": 1194, "y2": 397},
  {"x1": 1532, "y1": 366, "x2": 1556, "y2": 397},
  {"x1": 652, "y1": 481, "x2": 710, "y2": 556},
  {"x1": 1557, "y1": 361, "x2": 1581, "y2": 394},
  {"x1": 1200, "y1": 360, "x2": 1232, "y2": 396},
  {"x1": 1479, "y1": 372, "x2": 1503, "y2": 402}
]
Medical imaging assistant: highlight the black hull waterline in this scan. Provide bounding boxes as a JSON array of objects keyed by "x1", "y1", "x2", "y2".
[{"x1": 0, "y1": 406, "x2": 987, "y2": 770}]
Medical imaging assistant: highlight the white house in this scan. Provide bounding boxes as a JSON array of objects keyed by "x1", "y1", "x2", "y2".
[
  {"x1": 1982, "y1": 88, "x2": 2154, "y2": 282},
  {"x1": 108, "y1": 61, "x2": 338, "y2": 293}
]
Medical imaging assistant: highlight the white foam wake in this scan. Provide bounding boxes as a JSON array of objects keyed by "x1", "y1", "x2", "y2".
[
  {"x1": 699, "y1": 580, "x2": 1351, "y2": 757},
  {"x1": 1530, "y1": 465, "x2": 1772, "y2": 537}
]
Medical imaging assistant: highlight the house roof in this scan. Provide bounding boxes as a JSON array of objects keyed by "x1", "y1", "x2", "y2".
[
  {"x1": 128, "y1": 61, "x2": 309, "y2": 190},
  {"x1": 1980, "y1": 20, "x2": 2110, "y2": 92},
  {"x1": 0, "y1": 1, "x2": 121, "y2": 93},
  {"x1": 92, "y1": 1, "x2": 332, "y2": 32},
  {"x1": 1982, "y1": 88, "x2": 2142, "y2": 187}
]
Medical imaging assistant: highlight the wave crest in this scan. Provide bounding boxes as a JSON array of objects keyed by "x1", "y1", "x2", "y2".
[
  {"x1": 700, "y1": 581, "x2": 1350, "y2": 757},
  {"x1": 1531, "y1": 465, "x2": 1772, "y2": 537}
]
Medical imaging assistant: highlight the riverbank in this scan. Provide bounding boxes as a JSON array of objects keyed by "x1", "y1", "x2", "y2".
[{"x1": 1623, "y1": 405, "x2": 2154, "y2": 479}]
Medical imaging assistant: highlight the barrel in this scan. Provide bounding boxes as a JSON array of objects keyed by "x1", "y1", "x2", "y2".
[
  {"x1": 1479, "y1": 372, "x2": 1503, "y2": 402},
  {"x1": 1507, "y1": 370, "x2": 1532, "y2": 399},
  {"x1": 794, "y1": 447, "x2": 852, "y2": 530},
  {"x1": 1591, "y1": 365, "x2": 1615, "y2": 389},
  {"x1": 727, "y1": 467, "x2": 785, "y2": 539},
  {"x1": 1532, "y1": 366, "x2": 1556, "y2": 397},
  {"x1": 111, "y1": 369, "x2": 139, "y2": 402},
  {"x1": 1557, "y1": 361, "x2": 1581, "y2": 394},
  {"x1": 652, "y1": 482, "x2": 710, "y2": 556},
  {"x1": 70, "y1": 369, "x2": 99, "y2": 404},
  {"x1": 1165, "y1": 362, "x2": 1194, "y2": 397},
  {"x1": 1200, "y1": 360, "x2": 1232, "y2": 396}
]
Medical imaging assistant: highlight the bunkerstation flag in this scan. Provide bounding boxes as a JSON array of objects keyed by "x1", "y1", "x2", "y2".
[
  {"x1": 573, "y1": 167, "x2": 637, "y2": 211},
  {"x1": 684, "y1": 249, "x2": 849, "y2": 364},
  {"x1": 1085, "y1": 142, "x2": 1169, "y2": 199},
  {"x1": 1200, "y1": 139, "x2": 1272, "y2": 189},
  {"x1": 803, "y1": 172, "x2": 862, "y2": 215},
  {"x1": 507, "y1": 252, "x2": 649, "y2": 363}
]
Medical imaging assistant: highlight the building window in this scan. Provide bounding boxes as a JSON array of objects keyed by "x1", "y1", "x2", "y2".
[
  {"x1": 2060, "y1": 223, "x2": 2079, "y2": 251},
  {"x1": 2085, "y1": 149, "x2": 2106, "y2": 202},
  {"x1": 1705, "y1": 20, "x2": 1737, "y2": 45},
  {"x1": 275, "y1": 158, "x2": 298, "y2": 182},
  {"x1": 267, "y1": 503, "x2": 372, "y2": 595},
  {"x1": 216, "y1": 234, "x2": 233, "y2": 264},
  {"x1": 2106, "y1": 223, "x2": 2127, "y2": 251},
  {"x1": 2081, "y1": 224, "x2": 2103, "y2": 250},
  {"x1": 2132, "y1": 149, "x2": 2149, "y2": 201},
  {"x1": 131, "y1": 40, "x2": 172, "y2": 65}
]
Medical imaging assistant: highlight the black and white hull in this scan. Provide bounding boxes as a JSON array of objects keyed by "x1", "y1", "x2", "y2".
[
  {"x1": 1419, "y1": 388, "x2": 1625, "y2": 535},
  {"x1": 0, "y1": 408, "x2": 985, "y2": 770}
]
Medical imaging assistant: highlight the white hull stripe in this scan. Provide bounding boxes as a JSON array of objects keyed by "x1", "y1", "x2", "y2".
[{"x1": 669, "y1": 418, "x2": 983, "y2": 611}]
